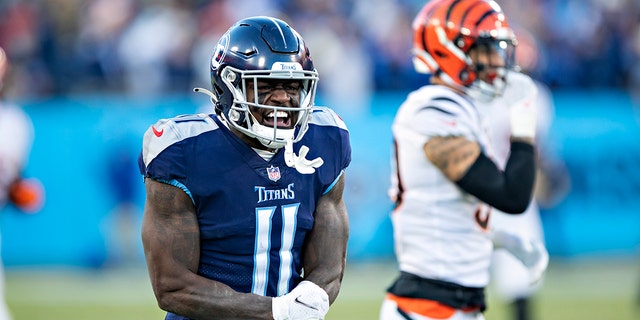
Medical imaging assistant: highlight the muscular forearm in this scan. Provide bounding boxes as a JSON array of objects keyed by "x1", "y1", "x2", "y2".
[
  {"x1": 152, "y1": 274, "x2": 273, "y2": 320},
  {"x1": 303, "y1": 177, "x2": 349, "y2": 304},
  {"x1": 302, "y1": 225, "x2": 348, "y2": 303}
]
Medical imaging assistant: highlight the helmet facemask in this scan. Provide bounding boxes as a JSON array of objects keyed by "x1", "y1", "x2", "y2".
[
  {"x1": 466, "y1": 34, "x2": 517, "y2": 103},
  {"x1": 219, "y1": 64, "x2": 318, "y2": 149}
]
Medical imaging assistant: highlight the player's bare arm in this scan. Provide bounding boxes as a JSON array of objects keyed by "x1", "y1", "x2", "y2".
[
  {"x1": 142, "y1": 179, "x2": 273, "y2": 320},
  {"x1": 301, "y1": 173, "x2": 349, "y2": 304},
  {"x1": 424, "y1": 136, "x2": 481, "y2": 181}
]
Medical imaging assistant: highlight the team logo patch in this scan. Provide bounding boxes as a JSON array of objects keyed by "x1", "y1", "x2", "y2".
[{"x1": 266, "y1": 165, "x2": 281, "y2": 182}]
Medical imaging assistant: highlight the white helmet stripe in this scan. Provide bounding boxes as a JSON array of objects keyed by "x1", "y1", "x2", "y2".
[{"x1": 267, "y1": 17, "x2": 288, "y2": 48}]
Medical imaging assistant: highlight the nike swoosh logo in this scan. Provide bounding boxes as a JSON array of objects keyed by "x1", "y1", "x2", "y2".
[
  {"x1": 294, "y1": 296, "x2": 319, "y2": 311},
  {"x1": 152, "y1": 126, "x2": 164, "y2": 137}
]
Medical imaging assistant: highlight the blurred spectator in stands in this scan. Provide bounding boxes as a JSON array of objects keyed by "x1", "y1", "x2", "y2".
[
  {"x1": 0, "y1": 1, "x2": 53, "y2": 97},
  {"x1": 117, "y1": 0, "x2": 197, "y2": 95},
  {"x1": 74, "y1": 0, "x2": 136, "y2": 93},
  {"x1": 0, "y1": 0, "x2": 638, "y2": 99}
]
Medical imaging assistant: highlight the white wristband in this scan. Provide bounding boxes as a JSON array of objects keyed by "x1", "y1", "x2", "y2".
[{"x1": 504, "y1": 72, "x2": 538, "y2": 138}]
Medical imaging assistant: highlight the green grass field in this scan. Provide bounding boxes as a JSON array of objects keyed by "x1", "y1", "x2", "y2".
[{"x1": 5, "y1": 257, "x2": 639, "y2": 320}]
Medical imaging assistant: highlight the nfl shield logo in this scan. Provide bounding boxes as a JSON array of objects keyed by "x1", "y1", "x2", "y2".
[{"x1": 267, "y1": 166, "x2": 281, "y2": 182}]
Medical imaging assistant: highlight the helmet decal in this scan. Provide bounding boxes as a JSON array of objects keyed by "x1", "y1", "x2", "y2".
[{"x1": 211, "y1": 34, "x2": 229, "y2": 70}]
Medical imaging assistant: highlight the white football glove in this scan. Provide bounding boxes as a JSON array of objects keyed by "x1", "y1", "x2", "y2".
[
  {"x1": 502, "y1": 72, "x2": 538, "y2": 139},
  {"x1": 491, "y1": 229, "x2": 549, "y2": 285},
  {"x1": 284, "y1": 141, "x2": 324, "y2": 174},
  {"x1": 272, "y1": 280, "x2": 330, "y2": 320}
]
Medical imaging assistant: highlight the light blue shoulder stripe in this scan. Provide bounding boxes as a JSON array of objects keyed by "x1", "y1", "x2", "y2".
[
  {"x1": 155, "y1": 178, "x2": 195, "y2": 204},
  {"x1": 323, "y1": 170, "x2": 344, "y2": 195}
]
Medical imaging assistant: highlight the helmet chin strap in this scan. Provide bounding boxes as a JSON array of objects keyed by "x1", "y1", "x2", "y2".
[
  {"x1": 284, "y1": 139, "x2": 324, "y2": 174},
  {"x1": 193, "y1": 87, "x2": 218, "y2": 104}
]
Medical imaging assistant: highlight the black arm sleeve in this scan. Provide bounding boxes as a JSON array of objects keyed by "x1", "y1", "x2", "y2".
[{"x1": 455, "y1": 142, "x2": 536, "y2": 214}]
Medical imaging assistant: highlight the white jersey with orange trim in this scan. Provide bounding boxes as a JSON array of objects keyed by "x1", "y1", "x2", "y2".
[
  {"x1": 0, "y1": 103, "x2": 33, "y2": 207},
  {"x1": 389, "y1": 84, "x2": 496, "y2": 288}
]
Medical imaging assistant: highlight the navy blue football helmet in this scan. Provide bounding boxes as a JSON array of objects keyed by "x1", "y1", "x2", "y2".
[{"x1": 209, "y1": 16, "x2": 318, "y2": 149}]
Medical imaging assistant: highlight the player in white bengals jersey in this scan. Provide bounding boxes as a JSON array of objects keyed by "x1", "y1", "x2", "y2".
[
  {"x1": 380, "y1": 1, "x2": 547, "y2": 320},
  {"x1": 0, "y1": 48, "x2": 44, "y2": 320}
]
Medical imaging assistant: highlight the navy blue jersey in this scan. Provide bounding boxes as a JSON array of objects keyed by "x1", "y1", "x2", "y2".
[{"x1": 139, "y1": 107, "x2": 350, "y2": 319}]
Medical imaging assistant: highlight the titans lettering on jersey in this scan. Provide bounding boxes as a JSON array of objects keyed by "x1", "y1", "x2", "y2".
[
  {"x1": 256, "y1": 184, "x2": 295, "y2": 203},
  {"x1": 139, "y1": 108, "x2": 350, "y2": 304}
]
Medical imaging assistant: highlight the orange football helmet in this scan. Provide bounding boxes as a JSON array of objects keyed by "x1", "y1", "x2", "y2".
[{"x1": 412, "y1": 0, "x2": 517, "y2": 100}]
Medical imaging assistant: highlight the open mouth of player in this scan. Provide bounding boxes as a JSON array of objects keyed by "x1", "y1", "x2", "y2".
[{"x1": 262, "y1": 110, "x2": 293, "y2": 128}]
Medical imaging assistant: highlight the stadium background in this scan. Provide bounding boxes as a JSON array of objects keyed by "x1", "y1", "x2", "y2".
[
  {"x1": 0, "y1": 0, "x2": 639, "y2": 319},
  {"x1": 3, "y1": 90, "x2": 639, "y2": 266}
]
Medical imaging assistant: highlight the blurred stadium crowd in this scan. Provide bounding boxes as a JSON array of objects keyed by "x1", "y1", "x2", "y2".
[{"x1": 0, "y1": 0, "x2": 638, "y2": 102}]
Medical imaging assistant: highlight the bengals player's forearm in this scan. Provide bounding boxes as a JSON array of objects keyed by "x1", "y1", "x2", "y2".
[{"x1": 424, "y1": 137, "x2": 536, "y2": 214}]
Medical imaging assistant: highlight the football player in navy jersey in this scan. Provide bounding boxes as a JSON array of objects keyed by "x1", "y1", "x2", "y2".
[{"x1": 138, "y1": 16, "x2": 351, "y2": 320}]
